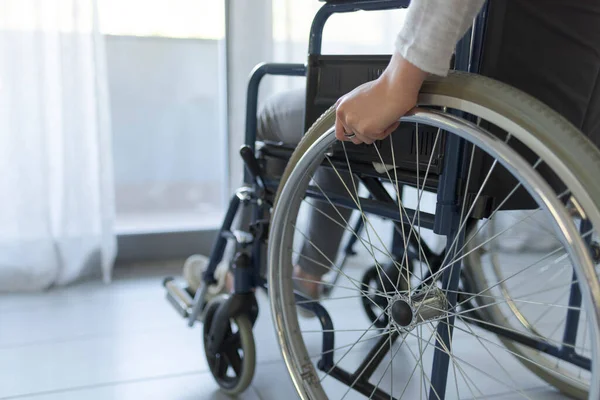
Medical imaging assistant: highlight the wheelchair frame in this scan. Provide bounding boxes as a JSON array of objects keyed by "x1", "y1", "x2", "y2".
[{"x1": 163, "y1": 1, "x2": 594, "y2": 398}]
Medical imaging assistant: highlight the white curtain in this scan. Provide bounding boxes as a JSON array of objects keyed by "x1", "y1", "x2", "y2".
[
  {"x1": 0, "y1": 0, "x2": 116, "y2": 291},
  {"x1": 225, "y1": 0, "x2": 274, "y2": 193}
]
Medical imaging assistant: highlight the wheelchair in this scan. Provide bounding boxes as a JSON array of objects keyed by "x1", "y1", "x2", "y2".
[{"x1": 163, "y1": 0, "x2": 600, "y2": 398}]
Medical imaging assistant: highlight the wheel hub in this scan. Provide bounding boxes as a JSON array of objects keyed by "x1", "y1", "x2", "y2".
[
  {"x1": 389, "y1": 287, "x2": 447, "y2": 331},
  {"x1": 391, "y1": 299, "x2": 413, "y2": 327}
]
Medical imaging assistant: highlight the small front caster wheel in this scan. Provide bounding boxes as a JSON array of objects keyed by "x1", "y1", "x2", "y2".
[{"x1": 203, "y1": 295, "x2": 256, "y2": 395}]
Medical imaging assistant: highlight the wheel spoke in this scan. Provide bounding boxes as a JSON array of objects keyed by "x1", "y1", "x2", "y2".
[
  {"x1": 445, "y1": 288, "x2": 583, "y2": 312},
  {"x1": 292, "y1": 275, "x2": 386, "y2": 297},
  {"x1": 450, "y1": 186, "x2": 570, "y2": 272},
  {"x1": 396, "y1": 324, "x2": 439, "y2": 399},
  {"x1": 292, "y1": 249, "x2": 390, "y2": 296},
  {"x1": 319, "y1": 303, "x2": 393, "y2": 383},
  {"x1": 454, "y1": 245, "x2": 571, "y2": 312},
  {"x1": 371, "y1": 133, "x2": 436, "y2": 287},
  {"x1": 292, "y1": 226, "x2": 389, "y2": 315},
  {"x1": 295, "y1": 294, "x2": 373, "y2": 305},
  {"x1": 341, "y1": 333, "x2": 397, "y2": 399},
  {"x1": 308, "y1": 329, "x2": 392, "y2": 360},
  {"x1": 407, "y1": 324, "x2": 533, "y2": 399},
  {"x1": 318, "y1": 155, "x2": 420, "y2": 295},
  {"x1": 450, "y1": 316, "x2": 589, "y2": 386},
  {"x1": 301, "y1": 197, "x2": 406, "y2": 264},
  {"x1": 339, "y1": 144, "x2": 401, "y2": 299},
  {"x1": 451, "y1": 309, "x2": 591, "y2": 355},
  {"x1": 224, "y1": 347, "x2": 243, "y2": 376}
]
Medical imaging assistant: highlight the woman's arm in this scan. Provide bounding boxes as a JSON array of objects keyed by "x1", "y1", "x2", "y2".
[
  {"x1": 335, "y1": 0, "x2": 485, "y2": 144},
  {"x1": 395, "y1": 0, "x2": 485, "y2": 76}
]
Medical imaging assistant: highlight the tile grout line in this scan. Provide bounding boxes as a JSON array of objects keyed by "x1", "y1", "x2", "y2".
[
  {"x1": 251, "y1": 385, "x2": 265, "y2": 400},
  {"x1": 463, "y1": 385, "x2": 563, "y2": 400},
  {"x1": 0, "y1": 370, "x2": 209, "y2": 400},
  {"x1": 0, "y1": 324, "x2": 190, "y2": 351},
  {"x1": 0, "y1": 358, "x2": 292, "y2": 400}
]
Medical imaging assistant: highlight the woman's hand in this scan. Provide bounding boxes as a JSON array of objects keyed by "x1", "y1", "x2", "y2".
[{"x1": 335, "y1": 52, "x2": 428, "y2": 145}]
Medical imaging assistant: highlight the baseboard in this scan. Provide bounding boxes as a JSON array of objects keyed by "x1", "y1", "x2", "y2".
[{"x1": 115, "y1": 229, "x2": 218, "y2": 265}]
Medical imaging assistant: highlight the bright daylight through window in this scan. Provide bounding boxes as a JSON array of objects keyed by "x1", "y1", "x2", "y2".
[{"x1": 97, "y1": 0, "x2": 228, "y2": 233}]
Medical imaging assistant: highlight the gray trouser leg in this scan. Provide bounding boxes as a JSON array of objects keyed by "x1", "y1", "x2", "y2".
[
  {"x1": 296, "y1": 168, "x2": 354, "y2": 277},
  {"x1": 228, "y1": 88, "x2": 352, "y2": 278}
]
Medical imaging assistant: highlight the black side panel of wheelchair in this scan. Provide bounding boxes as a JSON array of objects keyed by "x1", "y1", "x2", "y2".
[
  {"x1": 304, "y1": 55, "x2": 568, "y2": 216},
  {"x1": 305, "y1": 55, "x2": 390, "y2": 130},
  {"x1": 462, "y1": 125, "x2": 562, "y2": 213}
]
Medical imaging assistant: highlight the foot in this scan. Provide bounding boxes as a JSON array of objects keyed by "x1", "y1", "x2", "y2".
[
  {"x1": 182, "y1": 254, "x2": 229, "y2": 299},
  {"x1": 225, "y1": 271, "x2": 234, "y2": 293}
]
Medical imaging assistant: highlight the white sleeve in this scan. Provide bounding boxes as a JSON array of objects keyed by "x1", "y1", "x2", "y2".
[{"x1": 394, "y1": 0, "x2": 486, "y2": 76}]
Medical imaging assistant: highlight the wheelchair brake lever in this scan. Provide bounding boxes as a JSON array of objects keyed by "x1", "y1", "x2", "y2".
[{"x1": 240, "y1": 145, "x2": 267, "y2": 191}]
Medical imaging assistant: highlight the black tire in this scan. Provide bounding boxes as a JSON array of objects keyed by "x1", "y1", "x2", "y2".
[{"x1": 203, "y1": 295, "x2": 256, "y2": 395}]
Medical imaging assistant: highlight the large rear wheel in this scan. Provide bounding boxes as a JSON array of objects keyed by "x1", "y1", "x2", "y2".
[{"x1": 268, "y1": 72, "x2": 600, "y2": 399}]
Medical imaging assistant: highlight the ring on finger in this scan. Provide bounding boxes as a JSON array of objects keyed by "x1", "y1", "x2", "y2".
[{"x1": 344, "y1": 132, "x2": 356, "y2": 139}]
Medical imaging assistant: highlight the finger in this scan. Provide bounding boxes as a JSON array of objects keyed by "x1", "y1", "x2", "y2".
[
  {"x1": 347, "y1": 129, "x2": 368, "y2": 145},
  {"x1": 345, "y1": 131, "x2": 362, "y2": 144},
  {"x1": 345, "y1": 127, "x2": 364, "y2": 144},
  {"x1": 335, "y1": 110, "x2": 346, "y2": 141},
  {"x1": 367, "y1": 122, "x2": 400, "y2": 144},
  {"x1": 340, "y1": 118, "x2": 360, "y2": 143},
  {"x1": 350, "y1": 136, "x2": 362, "y2": 145},
  {"x1": 359, "y1": 132, "x2": 375, "y2": 145}
]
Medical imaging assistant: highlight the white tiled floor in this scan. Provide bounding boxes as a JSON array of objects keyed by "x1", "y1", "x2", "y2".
[{"x1": 0, "y1": 259, "x2": 573, "y2": 400}]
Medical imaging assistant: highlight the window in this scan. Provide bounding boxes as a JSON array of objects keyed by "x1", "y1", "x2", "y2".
[
  {"x1": 98, "y1": 0, "x2": 228, "y2": 233},
  {"x1": 98, "y1": 0, "x2": 225, "y2": 39},
  {"x1": 0, "y1": 0, "x2": 95, "y2": 32},
  {"x1": 272, "y1": 1, "x2": 406, "y2": 50}
]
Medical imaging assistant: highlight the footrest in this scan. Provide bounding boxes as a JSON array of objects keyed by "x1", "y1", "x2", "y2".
[
  {"x1": 163, "y1": 277, "x2": 194, "y2": 319},
  {"x1": 221, "y1": 230, "x2": 254, "y2": 246}
]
